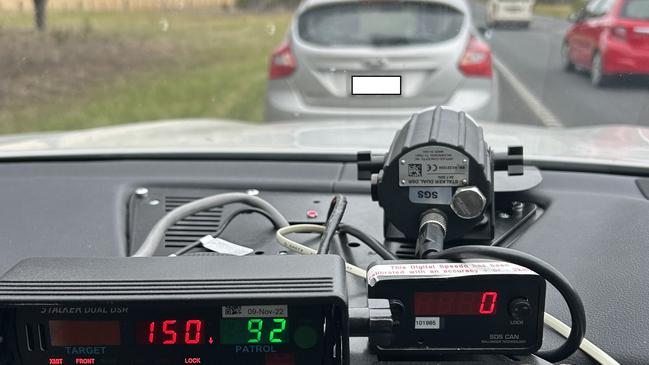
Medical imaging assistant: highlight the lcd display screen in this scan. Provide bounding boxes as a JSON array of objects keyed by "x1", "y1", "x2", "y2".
[
  {"x1": 414, "y1": 291, "x2": 498, "y2": 316},
  {"x1": 49, "y1": 320, "x2": 121, "y2": 346}
]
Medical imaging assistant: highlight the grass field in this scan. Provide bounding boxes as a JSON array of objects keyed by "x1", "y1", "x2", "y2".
[
  {"x1": 0, "y1": 10, "x2": 291, "y2": 135},
  {"x1": 472, "y1": 0, "x2": 578, "y2": 20},
  {"x1": 534, "y1": 3, "x2": 575, "y2": 18}
]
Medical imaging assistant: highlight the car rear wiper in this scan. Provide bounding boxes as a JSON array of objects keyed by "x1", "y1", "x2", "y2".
[{"x1": 369, "y1": 35, "x2": 431, "y2": 46}]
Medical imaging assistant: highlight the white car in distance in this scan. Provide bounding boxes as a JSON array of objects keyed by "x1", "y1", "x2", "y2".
[{"x1": 486, "y1": 0, "x2": 535, "y2": 28}]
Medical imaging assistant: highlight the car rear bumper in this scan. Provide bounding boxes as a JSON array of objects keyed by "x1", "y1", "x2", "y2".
[
  {"x1": 491, "y1": 12, "x2": 532, "y2": 22},
  {"x1": 490, "y1": 8, "x2": 533, "y2": 22},
  {"x1": 265, "y1": 78, "x2": 499, "y2": 123},
  {"x1": 604, "y1": 41, "x2": 649, "y2": 74}
]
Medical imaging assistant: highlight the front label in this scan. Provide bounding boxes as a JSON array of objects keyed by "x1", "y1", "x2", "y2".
[
  {"x1": 398, "y1": 146, "x2": 469, "y2": 187},
  {"x1": 408, "y1": 187, "x2": 452, "y2": 204}
]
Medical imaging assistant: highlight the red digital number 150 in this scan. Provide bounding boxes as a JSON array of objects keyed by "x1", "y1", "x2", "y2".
[{"x1": 146, "y1": 319, "x2": 203, "y2": 345}]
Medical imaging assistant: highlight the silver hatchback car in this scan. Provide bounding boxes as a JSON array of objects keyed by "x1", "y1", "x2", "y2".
[{"x1": 264, "y1": 0, "x2": 499, "y2": 122}]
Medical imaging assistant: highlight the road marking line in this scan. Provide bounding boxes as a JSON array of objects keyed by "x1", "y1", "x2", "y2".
[
  {"x1": 492, "y1": 56, "x2": 564, "y2": 127},
  {"x1": 638, "y1": 129, "x2": 649, "y2": 145}
]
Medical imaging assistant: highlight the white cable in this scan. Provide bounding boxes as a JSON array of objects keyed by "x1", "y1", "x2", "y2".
[
  {"x1": 544, "y1": 312, "x2": 620, "y2": 365},
  {"x1": 275, "y1": 224, "x2": 367, "y2": 278},
  {"x1": 134, "y1": 192, "x2": 289, "y2": 257}
]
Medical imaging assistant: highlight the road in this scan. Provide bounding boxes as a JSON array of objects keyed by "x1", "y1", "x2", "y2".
[{"x1": 470, "y1": 3, "x2": 649, "y2": 127}]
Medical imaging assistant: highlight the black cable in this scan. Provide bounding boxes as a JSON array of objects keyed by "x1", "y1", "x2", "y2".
[
  {"x1": 317, "y1": 195, "x2": 348, "y2": 254},
  {"x1": 415, "y1": 211, "x2": 447, "y2": 259},
  {"x1": 427, "y1": 245, "x2": 586, "y2": 363},
  {"x1": 338, "y1": 224, "x2": 398, "y2": 260},
  {"x1": 170, "y1": 207, "x2": 278, "y2": 256}
]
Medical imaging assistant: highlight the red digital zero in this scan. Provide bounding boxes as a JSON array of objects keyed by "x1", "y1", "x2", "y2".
[
  {"x1": 185, "y1": 320, "x2": 203, "y2": 344},
  {"x1": 414, "y1": 291, "x2": 498, "y2": 316}
]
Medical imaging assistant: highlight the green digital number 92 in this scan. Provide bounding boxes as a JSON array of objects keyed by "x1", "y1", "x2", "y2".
[{"x1": 247, "y1": 318, "x2": 287, "y2": 344}]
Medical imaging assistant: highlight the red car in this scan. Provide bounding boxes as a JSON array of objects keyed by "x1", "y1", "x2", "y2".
[{"x1": 562, "y1": 0, "x2": 649, "y2": 86}]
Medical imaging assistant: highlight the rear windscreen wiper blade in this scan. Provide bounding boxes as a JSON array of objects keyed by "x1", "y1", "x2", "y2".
[{"x1": 370, "y1": 35, "x2": 431, "y2": 46}]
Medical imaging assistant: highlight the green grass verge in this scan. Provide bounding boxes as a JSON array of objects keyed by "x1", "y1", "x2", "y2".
[
  {"x1": 534, "y1": 3, "x2": 575, "y2": 18},
  {"x1": 0, "y1": 11, "x2": 291, "y2": 134},
  {"x1": 469, "y1": 0, "x2": 578, "y2": 19}
]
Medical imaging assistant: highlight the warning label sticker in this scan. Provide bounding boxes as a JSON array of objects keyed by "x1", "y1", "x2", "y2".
[
  {"x1": 398, "y1": 146, "x2": 469, "y2": 187},
  {"x1": 367, "y1": 261, "x2": 535, "y2": 287}
]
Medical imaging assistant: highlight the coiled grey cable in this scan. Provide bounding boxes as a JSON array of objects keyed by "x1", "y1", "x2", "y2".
[{"x1": 133, "y1": 192, "x2": 289, "y2": 257}]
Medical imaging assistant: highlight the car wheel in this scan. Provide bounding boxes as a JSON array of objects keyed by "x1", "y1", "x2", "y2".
[
  {"x1": 591, "y1": 51, "x2": 609, "y2": 87},
  {"x1": 561, "y1": 42, "x2": 574, "y2": 72}
]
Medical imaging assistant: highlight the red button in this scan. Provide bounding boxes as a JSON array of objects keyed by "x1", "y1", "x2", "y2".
[
  {"x1": 306, "y1": 210, "x2": 318, "y2": 219},
  {"x1": 266, "y1": 353, "x2": 294, "y2": 365}
]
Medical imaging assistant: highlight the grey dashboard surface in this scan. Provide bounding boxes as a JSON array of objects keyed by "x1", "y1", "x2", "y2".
[{"x1": 0, "y1": 159, "x2": 647, "y2": 364}]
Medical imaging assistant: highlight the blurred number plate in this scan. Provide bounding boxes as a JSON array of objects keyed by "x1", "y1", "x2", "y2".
[{"x1": 351, "y1": 76, "x2": 401, "y2": 96}]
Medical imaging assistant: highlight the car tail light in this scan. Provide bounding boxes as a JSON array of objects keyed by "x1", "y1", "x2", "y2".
[
  {"x1": 459, "y1": 35, "x2": 493, "y2": 78},
  {"x1": 610, "y1": 25, "x2": 627, "y2": 41},
  {"x1": 269, "y1": 42, "x2": 297, "y2": 80}
]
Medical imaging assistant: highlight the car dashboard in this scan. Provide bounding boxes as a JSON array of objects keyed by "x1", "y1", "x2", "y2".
[{"x1": 0, "y1": 155, "x2": 647, "y2": 365}]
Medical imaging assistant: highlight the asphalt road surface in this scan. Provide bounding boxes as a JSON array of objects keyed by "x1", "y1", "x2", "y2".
[{"x1": 471, "y1": 3, "x2": 649, "y2": 127}]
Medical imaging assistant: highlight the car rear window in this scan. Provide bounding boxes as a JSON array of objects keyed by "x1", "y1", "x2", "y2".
[
  {"x1": 298, "y1": 1, "x2": 465, "y2": 47},
  {"x1": 622, "y1": 0, "x2": 649, "y2": 19}
]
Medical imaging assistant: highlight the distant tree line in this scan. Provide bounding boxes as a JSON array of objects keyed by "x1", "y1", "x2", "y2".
[
  {"x1": 29, "y1": 0, "x2": 297, "y2": 31},
  {"x1": 29, "y1": 0, "x2": 586, "y2": 32},
  {"x1": 536, "y1": 0, "x2": 587, "y2": 7}
]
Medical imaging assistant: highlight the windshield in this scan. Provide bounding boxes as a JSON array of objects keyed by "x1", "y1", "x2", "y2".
[
  {"x1": 622, "y1": 0, "x2": 649, "y2": 19},
  {"x1": 298, "y1": 2, "x2": 464, "y2": 46},
  {"x1": 1, "y1": 0, "x2": 649, "y2": 167}
]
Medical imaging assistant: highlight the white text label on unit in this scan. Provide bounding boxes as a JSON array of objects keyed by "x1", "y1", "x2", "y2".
[
  {"x1": 398, "y1": 146, "x2": 469, "y2": 187},
  {"x1": 414, "y1": 317, "x2": 441, "y2": 329},
  {"x1": 408, "y1": 187, "x2": 452, "y2": 204}
]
